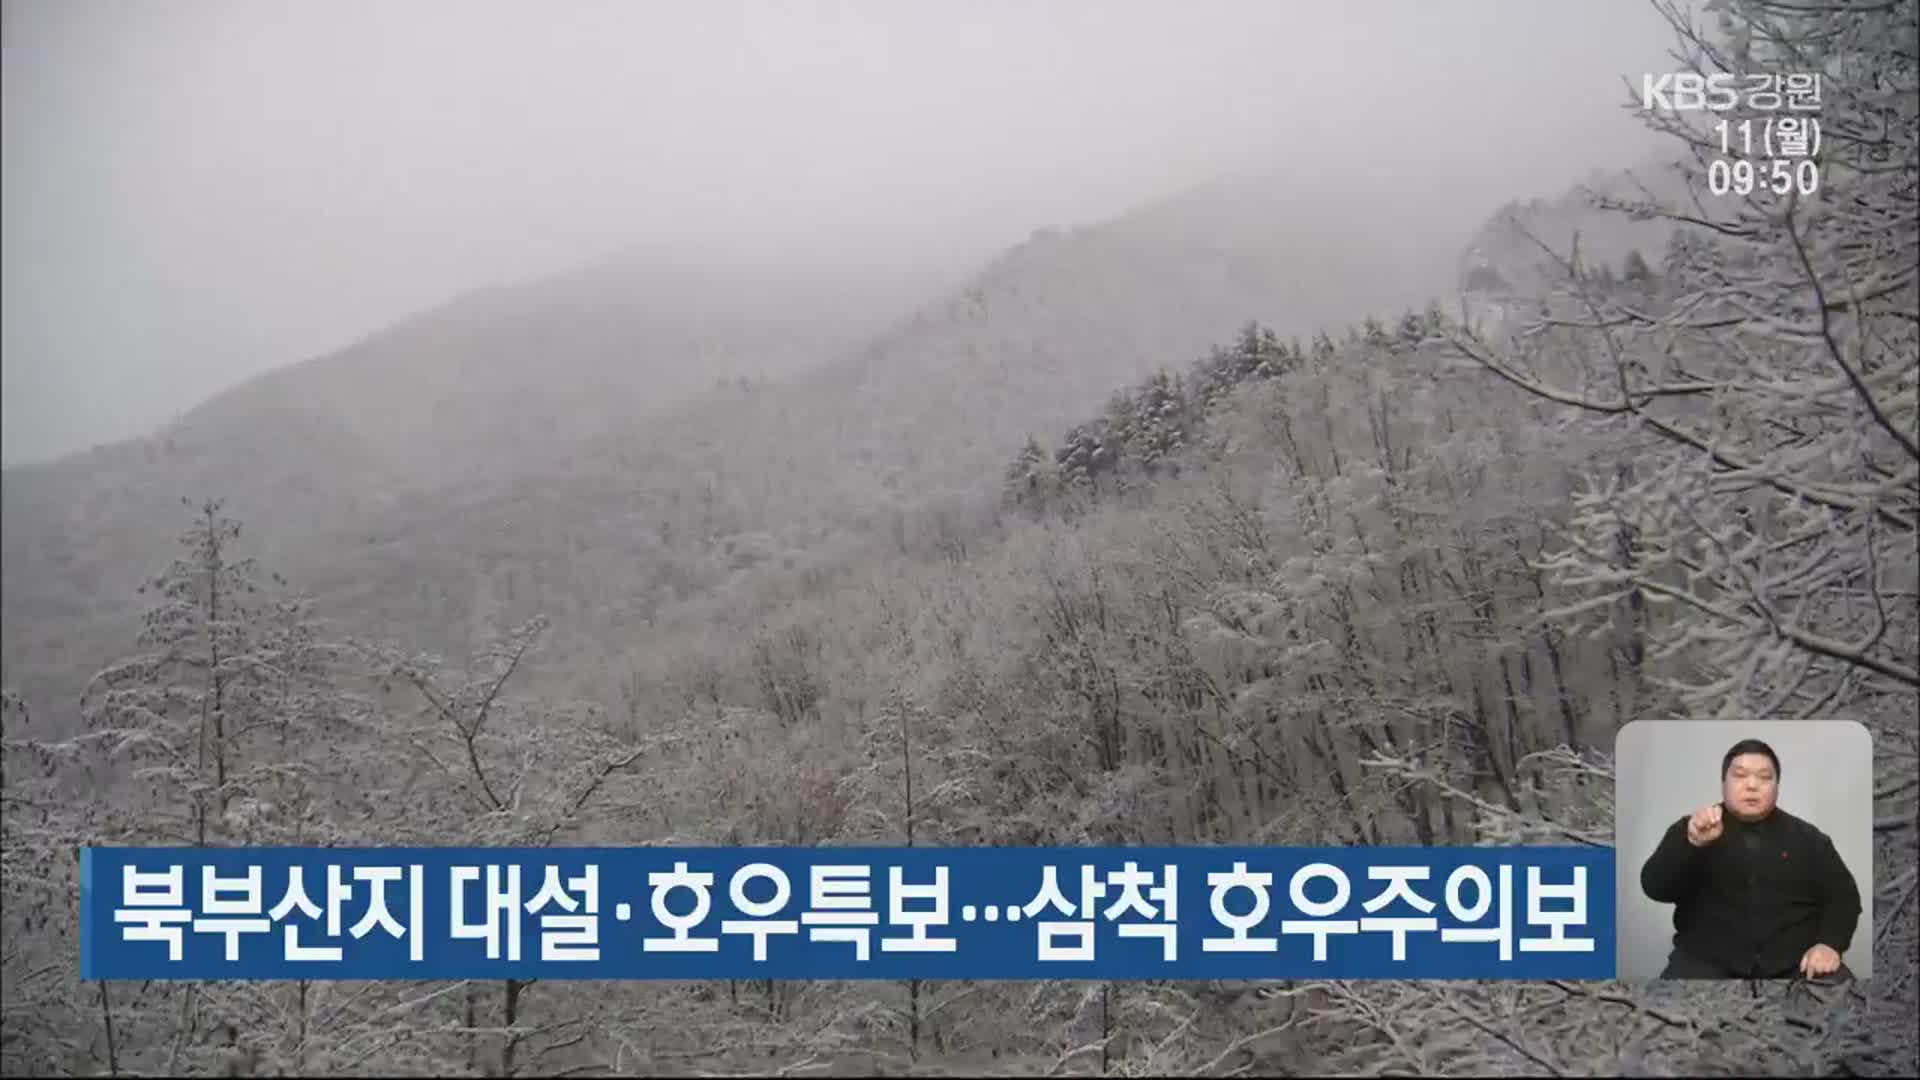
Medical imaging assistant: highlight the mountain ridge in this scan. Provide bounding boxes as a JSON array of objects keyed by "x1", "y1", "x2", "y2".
[{"x1": 3, "y1": 159, "x2": 1659, "y2": 724}]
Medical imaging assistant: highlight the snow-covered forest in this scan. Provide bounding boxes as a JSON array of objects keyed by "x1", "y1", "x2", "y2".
[{"x1": 2, "y1": 0, "x2": 1915, "y2": 1075}]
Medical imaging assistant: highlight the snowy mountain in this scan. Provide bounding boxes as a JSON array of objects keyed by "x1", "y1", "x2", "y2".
[
  {"x1": 3, "y1": 161, "x2": 1485, "y2": 723},
  {"x1": 1454, "y1": 160, "x2": 1690, "y2": 335}
]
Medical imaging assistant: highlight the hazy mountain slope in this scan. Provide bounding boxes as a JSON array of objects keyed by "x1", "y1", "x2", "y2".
[
  {"x1": 179, "y1": 243, "x2": 929, "y2": 480},
  {"x1": 256, "y1": 165, "x2": 1498, "y2": 703},
  {"x1": 605, "y1": 165, "x2": 1483, "y2": 521},
  {"x1": 0, "y1": 247, "x2": 931, "y2": 711},
  {"x1": 1455, "y1": 160, "x2": 1690, "y2": 329},
  {"x1": 5, "y1": 162, "x2": 1493, "y2": 721},
  {"x1": 828, "y1": 165, "x2": 1480, "y2": 497}
]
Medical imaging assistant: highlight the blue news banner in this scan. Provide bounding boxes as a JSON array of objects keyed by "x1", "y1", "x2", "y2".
[{"x1": 80, "y1": 846, "x2": 1615, "y2": 981}]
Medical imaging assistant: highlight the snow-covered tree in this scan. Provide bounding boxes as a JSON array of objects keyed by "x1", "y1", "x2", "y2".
[{"x1": 1422, "y1": 0, "x2": 1917, "y2": 1072}]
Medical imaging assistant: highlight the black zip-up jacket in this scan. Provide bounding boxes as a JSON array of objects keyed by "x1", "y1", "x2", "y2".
[{"x1": 1640, "y1": 804, "x2": 1861, "y2": 978}]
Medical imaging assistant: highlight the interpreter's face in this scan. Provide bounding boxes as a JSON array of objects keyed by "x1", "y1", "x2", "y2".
[{"x1": 1722, "y1": 753, "x2": 1779, "y2": 821}]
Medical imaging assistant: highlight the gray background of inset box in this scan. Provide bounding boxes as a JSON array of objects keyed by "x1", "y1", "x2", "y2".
[{"x1": 1614, "y1": 719, "x2": 1874, "y2": 980}]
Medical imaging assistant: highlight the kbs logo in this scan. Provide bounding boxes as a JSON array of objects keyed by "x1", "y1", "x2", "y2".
[{"x1": 1642, "y1": 73, "x2": 1767, "y2": 112}]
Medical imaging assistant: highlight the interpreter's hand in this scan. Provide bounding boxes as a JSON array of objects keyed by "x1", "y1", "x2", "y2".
[
  {"x1": 1799, "y1": 944, "x2": 1842, "y2": 979},
  {"x1": 1686, "y1": 803, "x2": 1724, "y2": 847}
]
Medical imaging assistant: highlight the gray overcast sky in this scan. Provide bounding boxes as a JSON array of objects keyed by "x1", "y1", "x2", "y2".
[{"x1": 2, "y1": 0, "x2": 1676, "y2": 466}]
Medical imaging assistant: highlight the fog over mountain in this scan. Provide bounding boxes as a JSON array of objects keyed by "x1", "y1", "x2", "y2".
[
  {"x1": 3, "y1": 0, "x2": 1676, "y2": 466},
  {"x1": 5, "y1": 2, "x2": 1915, "y2": 1077},
  {"x1": 0, "y1": 154, "x2": 1517, "y2": 718}
]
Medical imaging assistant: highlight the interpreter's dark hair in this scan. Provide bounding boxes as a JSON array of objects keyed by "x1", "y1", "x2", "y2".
[{"x1": 1722, "y1": 738, "x2": 1781, "y2": 780}]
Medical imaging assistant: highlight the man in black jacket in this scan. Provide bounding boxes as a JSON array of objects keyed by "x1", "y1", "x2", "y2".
[{"x1": 1640, "y1": 738, "x2": 1862, "y2": 980}]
